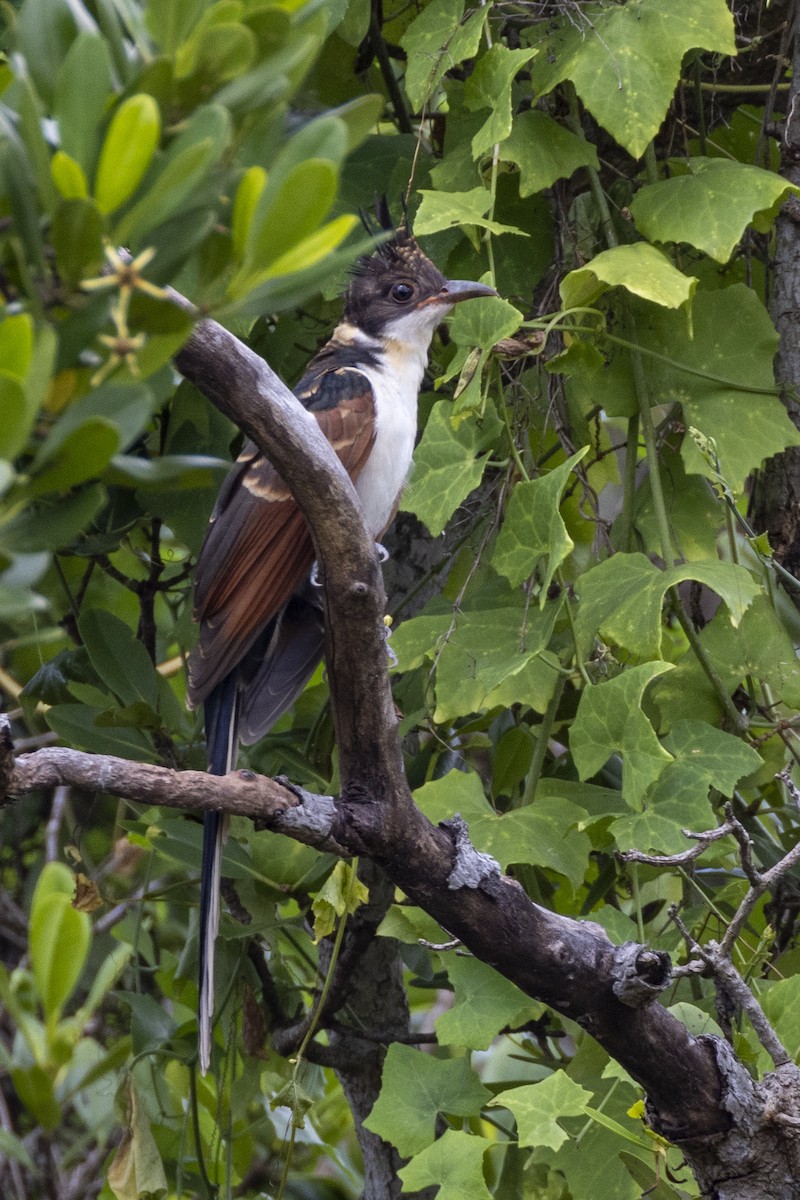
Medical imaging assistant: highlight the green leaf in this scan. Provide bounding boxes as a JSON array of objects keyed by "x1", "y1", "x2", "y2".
[
  {"x1": 30, "y1": 863, "x2": 91, "y2": 1019},
  {"x1": 439, "y1": 603, "x2": 562, "y2": 720},
  {"x1": 104, "y1": 453, "x2": 228, "y2": 489},
  {"x1": 0, "y1": 375, "x2": 33, "y2": 462},
  {"x1": 11, "y1": 1064, "x2": 61, "y2": 1131},
  {"x1": 243, "y1": 157, "x2": 337, "y2": 273},
  {"x1": 50, "y1": 151, "x2": 89, "y2": 200},
  {"x1": 500, "y1": 110, "x2": 599, "y2": 196},
  {"x1": 610, "y1": 721, "x2": 761, "y2": 853},
  {"x1": 94, "y1": 94, "x2": 161, "y2": 215},
  {"x1": 263, "y1": 214, "x2": 357, "y2": 279},
  {"x1": 560, "y1": 243, "x2": 696, "y2": 312},
  {"x1": 114, "y1": 140, "x2": 217, "y2": 246},
  {"x1": 115, "y1": 993, "x2": 176, "y2": 1056},
  {"x1": 0, "y1": 312, "x2": 33, "y2": 381},
  {"x1": 77, "y1": 609, "x2": 159, "y2": 709},
  {"x1": 0, "y1": 1129, "x2": 35, "y2": 1171},
  {"x1": 398, "y1": 1130, "x2": 493, "y2": 1200},
  {"x1": 175, "y1": 20, "x2": 256, "y2": 85},
  {"x1": 311, "y1": 860, "x2": 368, "y2": 941},
  {"x1": 761, "y1": 978, "x2": 800, "y2": 1066},
  {"x1": 51, "y1": 197, "x2": 105, "y2": 286},
  {"x1": 0, "y1": 314, "x2": 42, "y2": 460},
  {"x1": 54, "y1": 31, "x2": 113, "y2": 176},
  {"x1": 401, "y1": 0, "x2": 489, "y2": 111},
  {"x1": 232, "y1": 165, "x2": 267, "y2": 263},
  {"x1": 107, "y1": 1078, "x2": 168, "y2": 1200},
  {"x1": 653, "y1": 594, "x2": 800, "y2": 726},
  {"x1": 414, "y1": 187, "x2": 527, "y2": 238},
  {"x1": 413, "y1": 769, "x2": 590, "y2": 887},
  {"x1": 447, "y1": 295, "x2": 522, "y2": 352},
  {"x1": 492, "y1": 449, "x2": 589, "y2": 594},
  {"x1": 630, "y1": 158, "x2": 800, "y2": 263},
  {"x1": 332, "y1": 94, "x2": 386, "y2": 152},
  {"x1": 0, "y1": 484, "x2": 105, "y2": 553},
  {"x1": 491, "y1": 1073, "x2": 592, "y2": 1151},
  {"x1": 436, "y1": 955, "x2": 540, "y2": 1049},
  {"x1": 26, "y1": 420, "x2": 120, "y2": 496},
  {"x1": 575, "y1": 552, "x2": 759, "y2": 660},
  {"x1": 363, "y1": 1044, "x2": 490, "y2": 1156},
  {"x1": 15, "y1": 0, "x2": 97, "y2": 106},
  {"x1": 32, "y1": 382, "x2": 156, "y2": 468},
  {"x1": 531, "y1": 0, "x2": 736, "y2": 158},
  {"x1": 45, "y1": 705, "x2": 157, "y2": 761},
  {"x1": 664, "y1": 286, "x2": 798, "y2": 493},
  {"x1": 401, "y1": 404, "x2": 495, "y2": 536},
  {"x1": 571, "y1": 663, "x2": 675, "y2": 807},
  {"x1": 464, "y1": 44, "x2": 538, "y2": 159}
]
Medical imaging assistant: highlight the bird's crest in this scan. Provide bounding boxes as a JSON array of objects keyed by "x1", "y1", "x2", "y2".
[{"x1": 355, "y1": 194, "x2": 416, "y2": 272}]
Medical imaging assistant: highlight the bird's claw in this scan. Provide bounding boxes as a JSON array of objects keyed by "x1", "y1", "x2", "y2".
[
  {"x1": 375, "y1": 542, "x2": 390, "y2": 563},
  {"x1": 383, "y1": 617, "x2": 398, "y2": 667},
  {"x1": 310, "y1": 560, "x2": 323, "y2": 588}
]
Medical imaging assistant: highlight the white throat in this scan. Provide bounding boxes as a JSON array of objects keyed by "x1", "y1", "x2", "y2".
[{"x1": 350, "y1": 306, "x2": 449, "y2": 536}]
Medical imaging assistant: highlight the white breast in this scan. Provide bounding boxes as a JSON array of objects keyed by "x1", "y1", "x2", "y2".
[{"x1": 353, "y1": 343, "x2": 426, "y2": 537}]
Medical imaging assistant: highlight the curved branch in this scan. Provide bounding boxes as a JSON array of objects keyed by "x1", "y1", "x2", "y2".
[{"x1": 4, "y1": 311, "x2": 736, "y2": 1150}]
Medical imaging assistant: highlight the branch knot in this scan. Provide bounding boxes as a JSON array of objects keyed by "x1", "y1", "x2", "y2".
[{"x1": 611, "y1": 941, "x2": 672, "y2": 1008}]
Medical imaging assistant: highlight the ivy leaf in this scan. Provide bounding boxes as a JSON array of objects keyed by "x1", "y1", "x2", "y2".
[
  {"x1": 398, "y1": 1130, "x2": 493, "y2": 1200},
  {"x1": 531, "y1": 0, "x2": 735, "y2": 158},
  {"x1": 611, "y1": 721, "x2": 761, "y2": 852},
  {"x1": 413, "y1": 769, "x2": 591, "y2": 887},
  {"x1": 464, "y1": 44, "x2": 538, "y2": 158},
  {"x1": 491, "y1": 1074, "x2": 592, "y2": 1151},
  {"x1": 560, "y1": 243, "x2": 696, "y2": 312},
  {"x1": 657, "y1": 286, "x2": 799, "y2": 493},
  {"x1": 571, "y1": 663, "x2": 675, "y2": 808},
  {"x1": 363, "y1": 1044, "x2": 490, "y2": 1156},
  {"x1": 401, "y1": 403, "x2": 494, "y2": 535},
  {"x1": 653, "y1": 594, "x2": 800, "y2": 727},
  {"x1": 311, "y1": 860, "x2": 368, "y2": 942},
  {"x1": 630, "y1": 158, "x2": 800, "y2": 263},
  {"x1": 447, "y1": 295, "x2": 522, "y2": 353},
  {"x1": 761, "y1": 979, "x2": 800, "y2": 1068},
  {"x1": 436, "y1": 955, "x2": 541, "y2": 1050},
  {"x1": 662, "y1": 720, "x2": 761, "y2": 795},
  {"x1": 575, "y1": 552, "x2": 759, "y2": 659},
  {"x1": 414, "y1": 187, "x2": 527, "y2": 237},
  {"x1": 431, "y1": 597, "x2": 561, "y2": 721},
  {"x1": 492, "y1": 448, "x2": 589, "y2": 595},
  {"x1": 401, "y1": 0, "x2": 489, "y2": 111},
  {"x1": 500, "y1": 110, "x2": 600, "y2": 195}
]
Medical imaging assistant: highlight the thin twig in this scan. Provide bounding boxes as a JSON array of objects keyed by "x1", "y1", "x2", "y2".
[
  {"x1": 0, "y1": 1085, "x2": 28, "y2": 1200},
  {"x1": 45, "y1": 786, "x2": 70, "y2": 862}
]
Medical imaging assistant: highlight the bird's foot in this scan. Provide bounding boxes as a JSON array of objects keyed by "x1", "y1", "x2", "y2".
[
  {"x1": 383, "y1": 615, "x2": 398, "y2": 667},
  {"x1": 310, "y1": 560, "x2": 323, "y2": 588},
  {"x1": 375, "y1": 542, "x2": 389, "y2": 563}
]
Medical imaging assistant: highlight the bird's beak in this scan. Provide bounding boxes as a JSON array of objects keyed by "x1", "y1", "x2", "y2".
[{"x1": 419, "y1": 279, "x2": 498, "y2": 308}]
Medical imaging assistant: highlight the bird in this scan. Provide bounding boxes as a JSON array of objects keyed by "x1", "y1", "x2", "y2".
[{"x1": 187, "y1": 198, "x2": 496, "y2": 1072}]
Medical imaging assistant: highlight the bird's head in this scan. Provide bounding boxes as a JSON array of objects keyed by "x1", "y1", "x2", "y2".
[{"x1": 343, "y1": 198, "x2": 496, "y2": 347}]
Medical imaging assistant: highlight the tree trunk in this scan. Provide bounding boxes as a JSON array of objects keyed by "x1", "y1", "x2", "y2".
[{"x1": 749, "y1": 10, "x2": 800, "y2": 569}]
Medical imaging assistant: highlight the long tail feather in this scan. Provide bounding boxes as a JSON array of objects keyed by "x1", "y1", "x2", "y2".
[{"x1": 198, "y1": 673, "x2": 239, "y2": 1073}]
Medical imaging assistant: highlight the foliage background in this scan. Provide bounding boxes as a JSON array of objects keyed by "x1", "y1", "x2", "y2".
[{"x1": 1, "y1": 0, "x2": 799, "y2": 1197}]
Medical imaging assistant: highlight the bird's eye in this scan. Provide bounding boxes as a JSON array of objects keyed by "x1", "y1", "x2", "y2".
[{"x1": 390, "y1": 282, "x2": 415, "y2": 304}]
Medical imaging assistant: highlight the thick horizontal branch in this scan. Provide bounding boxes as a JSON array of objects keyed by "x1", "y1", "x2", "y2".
[{"x1": 3, "y1": 725, "x2": 728, "y2": 1143}]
